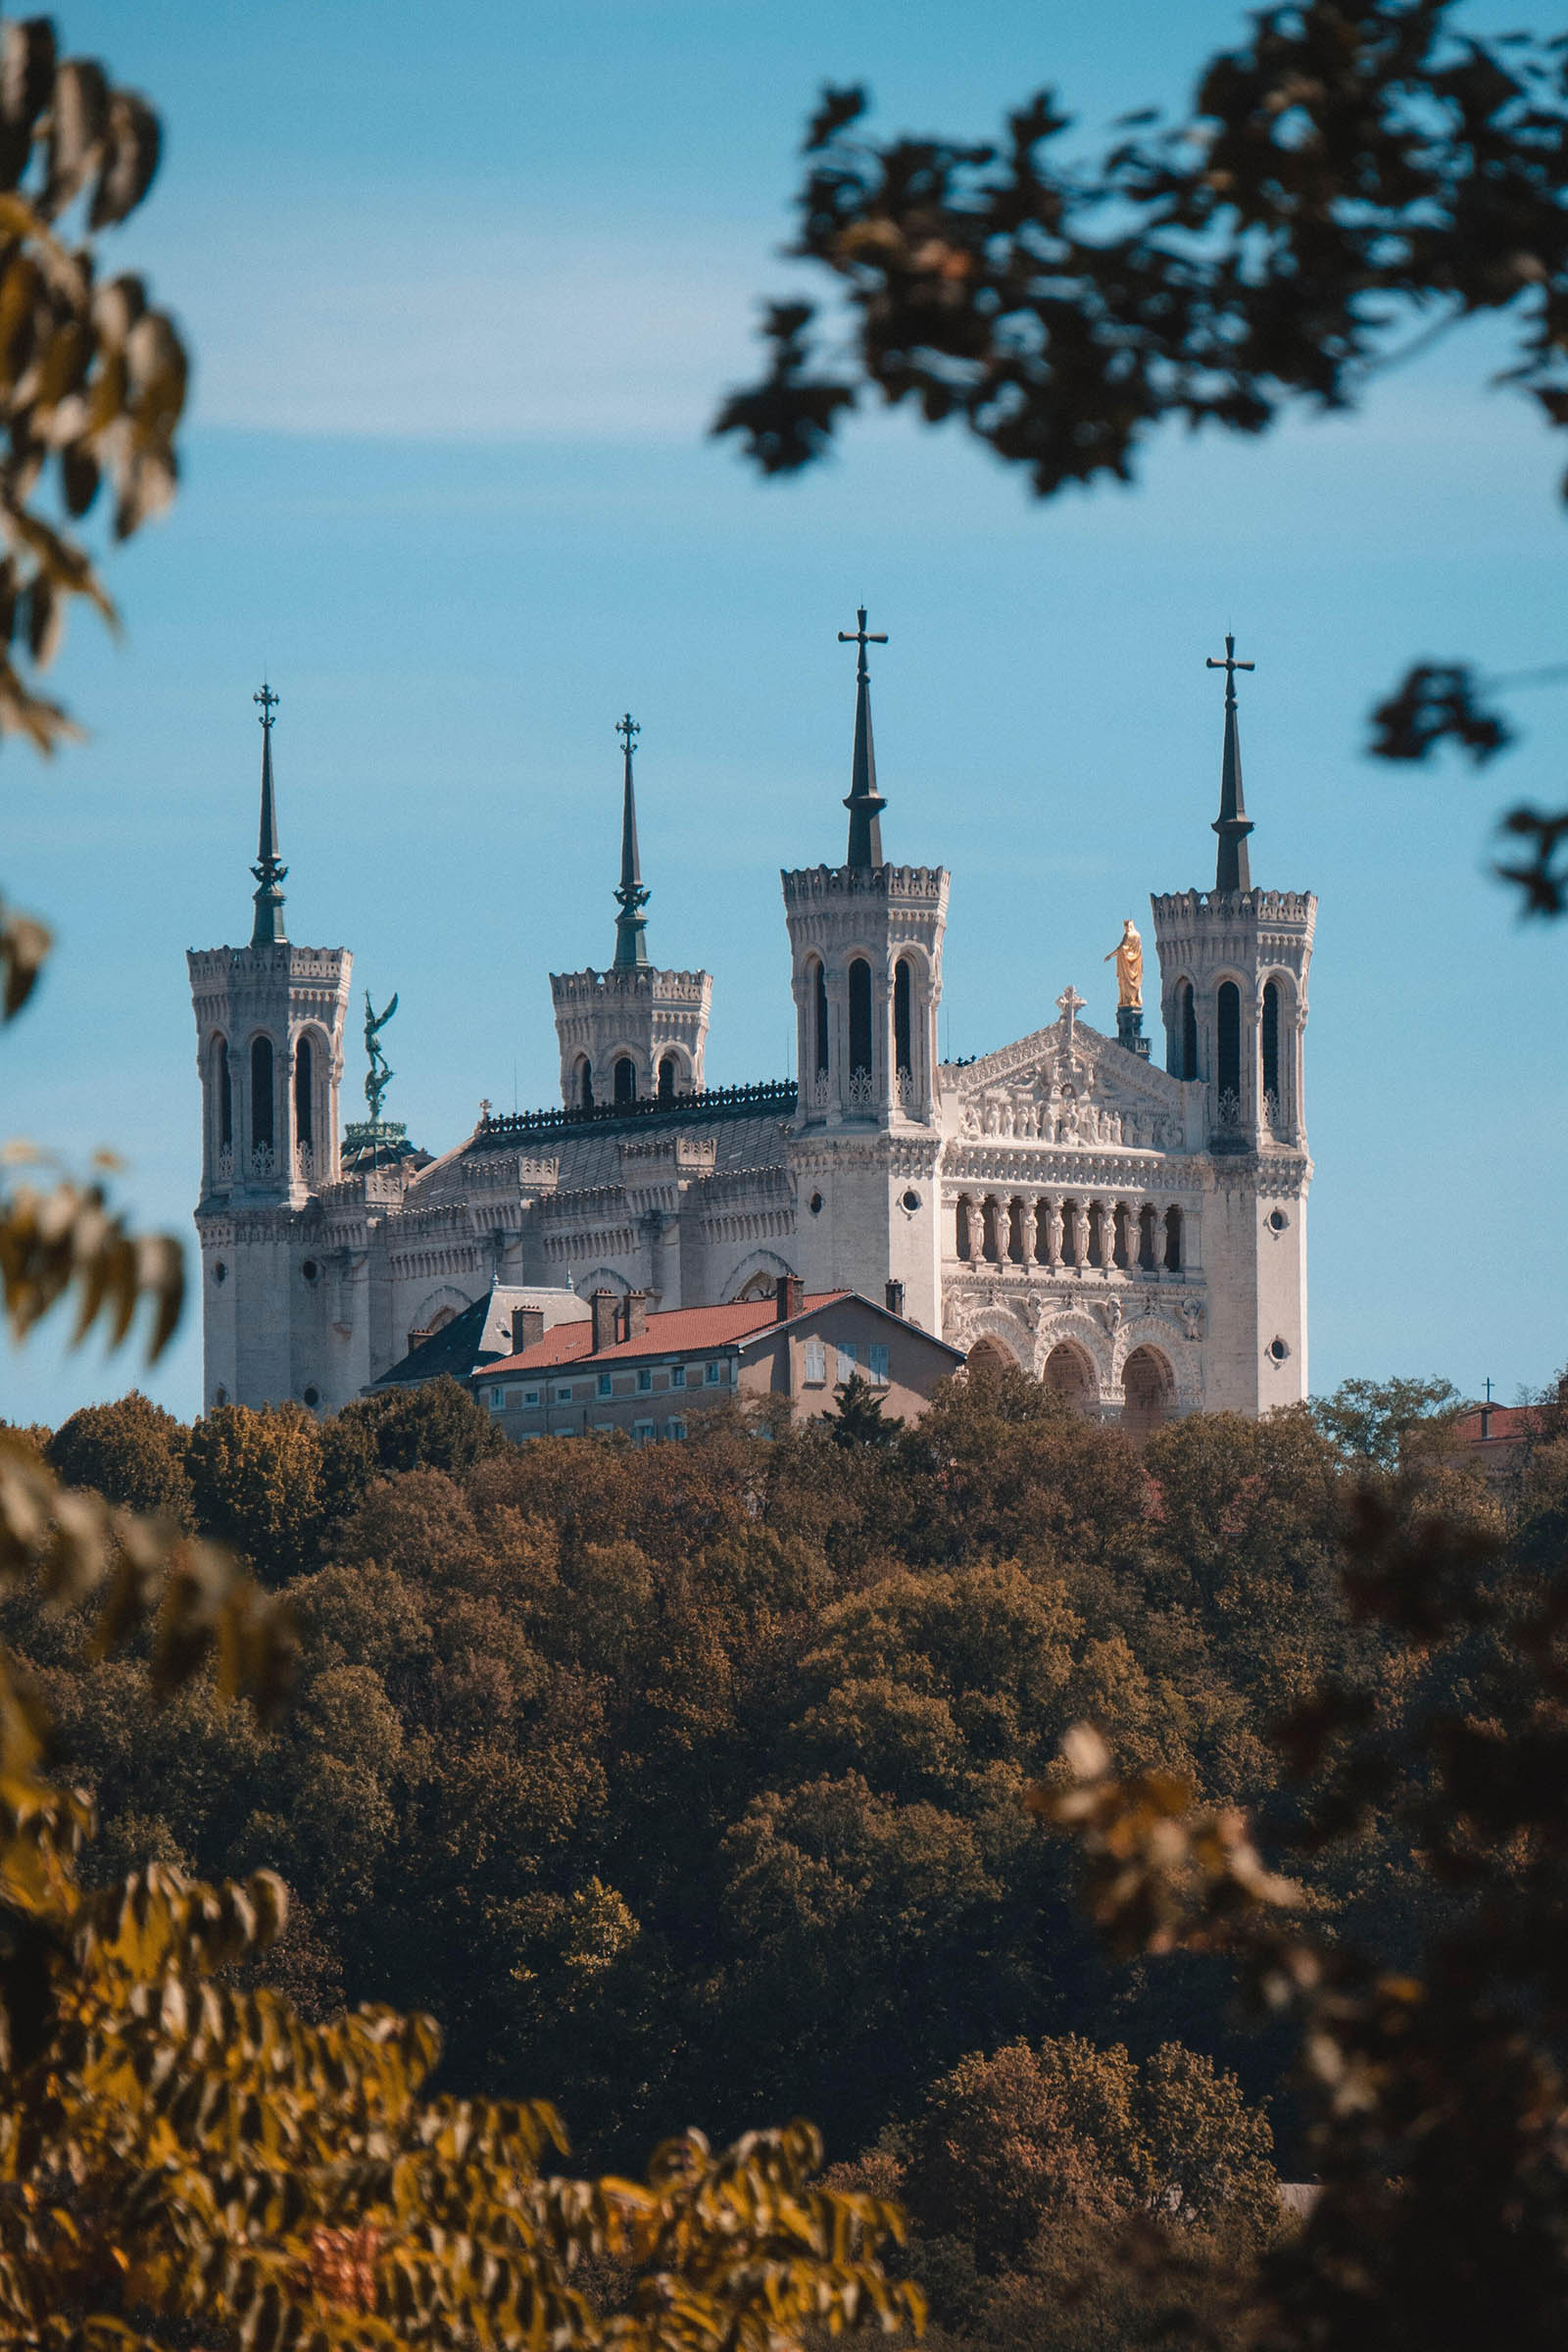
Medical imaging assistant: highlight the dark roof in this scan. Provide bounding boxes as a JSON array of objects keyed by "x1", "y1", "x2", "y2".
[
  {"x1": 464, "y1": 1079, "x2": 796, "y2": 1154},
  {"x1": 374, "y1": 1286, "x2": 588, "y2": 1390},
  {"x1": 375, "y1": 1293, "x2": 498, "y2": 1389}
]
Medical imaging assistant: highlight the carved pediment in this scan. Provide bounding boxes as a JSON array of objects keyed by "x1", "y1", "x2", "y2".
[{"x1": 952, "y1": 1017, "x2": 1186, "y2": 1152}]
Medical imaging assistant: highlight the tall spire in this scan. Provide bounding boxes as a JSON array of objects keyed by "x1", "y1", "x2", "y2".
[
  {"x1": 838, "y1": 605, "x2": 889, "y2": 868},
  {"x1": 250, "y1": 681, "x2": 288, "y2": 947},
  {"x1": 612, "y1": 711, "x2": 650, "y2": 969},
  {"x1": 1205, "y1": 633, "x2": 1255, "y2": 894}
]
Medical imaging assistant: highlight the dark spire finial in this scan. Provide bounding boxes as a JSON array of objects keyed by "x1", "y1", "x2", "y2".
[
  {"x1": 1205, "y1": 633, "x2": 1255, "y2": 894},
  {"x1": 838, "y1": 605, "x2": 889, "y2": 868},
  {"x1": 250, "y1": 680, "x2": 288, "y2": 947},
  {"x1": 612, "y1": 710, "x2": 650, "y2": 970}
]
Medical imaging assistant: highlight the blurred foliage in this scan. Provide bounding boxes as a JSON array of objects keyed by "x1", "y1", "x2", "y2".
[
  {"x1": 1032, "y1": 1396, "x2": 1568, "y2": 2348},
  {"x1": 716, "y1": 1, "x2": 1568, "y2": 915}
]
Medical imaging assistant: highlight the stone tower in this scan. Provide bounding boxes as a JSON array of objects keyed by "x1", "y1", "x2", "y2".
[
  {"x1": 1151, "y1": 638, "x2": 1315, "y2": 1410},
  {"x1": 550, "y1": 714, "x2": 711, "y2": 1108},
  {"x1": 187, "y1": 687, "x2": 352, "y2": 1408},
  {"x1": 783, "y1": 610, "x2": 949, "y2": 1330}
]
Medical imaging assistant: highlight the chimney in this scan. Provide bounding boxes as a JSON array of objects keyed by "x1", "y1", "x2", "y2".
[
  {"x1": 511, "y1": 1304, "x2": 544, "y2": 1355},
  {"x1": 623, "y1": 1290, "x2": 650, "y2": 1341},
  {"x1": 590, "y1": 1290, "x2": 619, "y2": 1352},
  {"x1": 776, "y1": 1273, "x2": 804, "y2": 1321},
  {"x1": 884, "y1": 1278, "x2": 906, "y2": 1319}
]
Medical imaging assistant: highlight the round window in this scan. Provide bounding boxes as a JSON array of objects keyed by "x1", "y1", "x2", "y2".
[
  {"x1": 213, "y1": 1260, "x2": 227, "y2": 1285},
  {"x1": 303, "y1": 1384, "x2": 320, "y2": 1408},
  {"x1": 1267, "y1": 1209, "x2": 1289, "y2": 1234},
  {"x1": 1268, "y1": 1336, "x2": 1291, "y2": 1363},
  {"x1": 902, "y1": 1188, "x2": 921, "y2": 1212},
  {"x1": 302, "y1": 1258, "x2": 318, "y2": 1282},
  {"x1": 808, "y1": 1191, "x2": 823, "y2": 1215}
]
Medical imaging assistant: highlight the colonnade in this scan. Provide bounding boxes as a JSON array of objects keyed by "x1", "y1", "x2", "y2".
[{"x1": 953, "y1": 1192, "x2": 1187, "y2": 1275}]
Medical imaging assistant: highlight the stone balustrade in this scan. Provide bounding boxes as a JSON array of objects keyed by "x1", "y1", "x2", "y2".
[{"x1": 951, "y1": 1188, "x2": 1186, "y2": 1275}]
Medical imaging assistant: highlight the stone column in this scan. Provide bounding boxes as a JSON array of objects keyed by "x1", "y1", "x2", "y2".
[{"x1": 957, "y1": 1195, "x2": 976, "y2": 1261}]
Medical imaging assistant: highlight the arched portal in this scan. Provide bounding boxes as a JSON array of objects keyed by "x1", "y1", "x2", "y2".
[
  {"x1": 967, "y1": 1334, "x2": 1019, "y2": 1376},
  {"x1": 812, "y1": 959, "x2": 829, "y2": 1076},
  {"x1": 1121, "y1": 1345, "x2": 1174, "y2": 1440},
  {"x1": 1043, "y1": 1341, "x2": 1097, "y2": 1412},
  {"x1": 613, "y1": 1054, "x2": 637, "y2": 1105},
  {"x1": 658, "y1": 1053, "x2": 677, "y2": 1104},
  {"x1": 577, "y1": 1056, "x2": 594, "y2": 1110}
]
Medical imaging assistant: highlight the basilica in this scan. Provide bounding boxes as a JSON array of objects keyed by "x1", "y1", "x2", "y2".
[{"x1": 187, "y1": 619, "x2": 1315, "y2": 1431}]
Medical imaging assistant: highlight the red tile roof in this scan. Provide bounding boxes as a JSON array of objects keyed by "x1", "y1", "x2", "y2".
[
  {"x1": 482, "y1": 1292, "x2": 851, "y2": 1376},
  {"x1": 1454, "y1": 1403, "x2": 1536, "y2": 1446}
]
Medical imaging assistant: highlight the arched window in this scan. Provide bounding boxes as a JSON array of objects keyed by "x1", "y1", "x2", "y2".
[
  {"x1": 578, "y1": 1057, "x2": 594, "y2": 1110},
  {"x1": 613, "y1": 1055, "x2": 637, "y2": 1105},
  {"x1": 213, "y1": 1036, "x2": 231, "y2": 1151},
  {"x1": 658, "y1": 1053, "x2": 677, "y2": 1104},
  {"x1": 811, "y1": 959, "x2": 829, "y2": 1077},
  {"x1": 293, "y1": 1034, "x2": 314, "y2": 1151},
  {"x1": 250, "y1": 1036, "x2": 274, "y2": 1155},
  {"x1": 1261, "y1": 980, "x2": 1281, "y2": 1111},
  {"x1": 1176, "y1": 980, "x2": 1198, "y2": 1081},
  {"x1": 894, "y1": 957, "x2": 913, "y2": 1079},
  {"x1": 1164, "y1": 1203, "x2": 1183, "y2": 1272},
  {"x1": 1216, "y1": 981, "x2": 1241, "y2": 1107},
  {"x1": 848, "y1": 957, "x2": 872, "y2": 1080}
]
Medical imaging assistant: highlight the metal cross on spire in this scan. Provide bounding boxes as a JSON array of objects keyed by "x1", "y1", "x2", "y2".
[
  {"x1": 254, "y1": 680, "x2": 279, "y2": 729},
  {"x1": 838, "y1": 605, "x2": 889, "y2": 869},
  {"x1": 1205, "y1": 634, "x2": 1254, "y2": 700},
  {"x1": 838, "y1": 605, "x2": 888, "y2": 681},
  {"x1": 1205, "y1": 632, "x2": 1256, "y2": 894}
]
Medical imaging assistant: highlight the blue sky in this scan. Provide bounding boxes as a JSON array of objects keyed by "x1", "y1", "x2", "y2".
[{"x1": 4, "y1": 0, "x2": 1564, "y2": 1427}]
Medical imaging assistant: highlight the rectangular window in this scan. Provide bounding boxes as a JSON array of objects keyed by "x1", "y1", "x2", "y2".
[
  {"x1": 670, "y1": 1363, "x2": 686, "y2": 1389},
  {"x1": 598, "y1": 1372, "x2": 612, "y2": 1398},
  {"x1": 523, "y1": 1388, "x2": 540, "y2": 1407},
  {"x1": 637, "y1": 1366, "x2": 653, "y2": 1393},
  {"x1": 633, "y1": 1420, "x2": 656, "y2": 1445},
  {"x1": 555, "y1": 1385, "x2": 573, "y2": 1404},
  {"x1": 665, "y1": 1417, "x2": 687, "y2": 1441},
  {"x1": 869, "y1": 1344, "x2": 889, "y2": 1387},
  {"x1": 804, "y1": 1338, "x2": 826, "y2": 1386},
  {"x1": 705, "y1": 1360, "x2": 722, "y2": 1386},
  {"x1": 489, "y1": 1387, "x2": 504, "y2": 1408},
  {"x1": 838, "y1": 1342, "x2": 859, "y2": 1381}
]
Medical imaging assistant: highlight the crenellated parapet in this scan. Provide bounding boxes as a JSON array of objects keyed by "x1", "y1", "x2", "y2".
[{"x1": 781, "y1": 862, "x2": 949, "y2": 909}]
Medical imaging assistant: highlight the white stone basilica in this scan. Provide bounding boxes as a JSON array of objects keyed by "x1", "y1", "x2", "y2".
[{"x1": 188, "y1": 626, "x2": 1315, "y2": 1430}]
